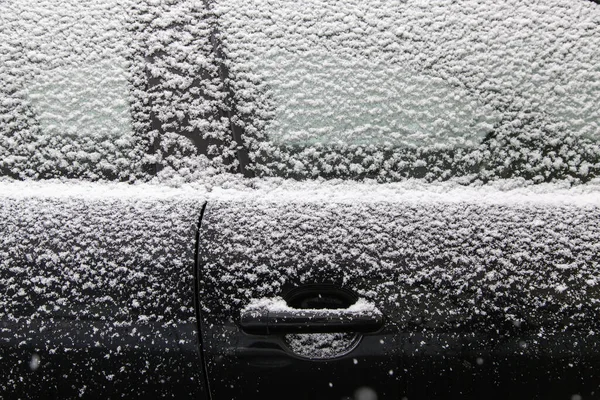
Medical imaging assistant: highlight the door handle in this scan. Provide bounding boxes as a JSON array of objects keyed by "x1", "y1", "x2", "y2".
[{"x1": 240, "y1": 298, "x2": 383, "y2": 334}]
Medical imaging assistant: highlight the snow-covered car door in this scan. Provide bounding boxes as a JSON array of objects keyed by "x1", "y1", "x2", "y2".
[
  {"x1": 198, "y1": 186, "x2": 600, "y2": 400},
  {"x1": 198, "y1": 196, "x2": 398, "y2": 400}
]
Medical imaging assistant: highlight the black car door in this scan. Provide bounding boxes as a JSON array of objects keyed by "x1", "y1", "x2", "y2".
[
  {"x1": 198, "y1": 191, "x2": 600, "y2": 400},
  {"x1": 198, "y1": 198, "x2": 398, "y2": 400}
]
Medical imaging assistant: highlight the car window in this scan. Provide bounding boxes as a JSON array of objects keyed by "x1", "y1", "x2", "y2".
[
  {"x1": 259, "y1": 54, "x2": 499, "y2": 148},
  {"x1": 0, "y1": 0, "x2": 141, "y2": 180},
  {"x1": 213, "y1": 0, "x2": 600, "y2": 183},
  {"x1": 2, "y1": 0, "x2": 599, "y2": 185},
  {"x1": 0, "y1": 0, "x2": 235, "y2": 182}
]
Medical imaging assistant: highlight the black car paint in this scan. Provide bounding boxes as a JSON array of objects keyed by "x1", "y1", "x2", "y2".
[
  {"x1": 197, "y1": 199, "x2": 600, "y2": 400},
  {"x1": 0, "y1": 196, "x2": 209, "y2": 399},
  {"x1": 2, "y1": 193, "x2": 599, "y2": 399}
]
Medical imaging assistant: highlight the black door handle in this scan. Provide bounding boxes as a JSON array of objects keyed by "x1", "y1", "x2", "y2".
[{"x1": 240, "y1": 298, "x2": 383, "y2": 334}]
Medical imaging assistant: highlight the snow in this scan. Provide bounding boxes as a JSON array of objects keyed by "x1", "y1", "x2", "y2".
[
  {"x1": 0, "y1": 0, "x2": 142, "y2": 180},
  {"x1": 2, "y1": 0, "x2": 599, "y2": 183},
  {"x1": 3, "y1": 176, "x2": 597, "y2": 338},
  {"x1": 1, "y1": 0, "x2": 600, "y2": 394},
  {"x1": 242, "y1": 296, "x2": 380, "y2": 315},
  {"x1": 284, "y1": 332, "x2": 358, "y2": 359},
  {"x1": 200, "y1": 178, "x2": 600, "y2": 339},
  {"x1": 0, "y1": 0, "x2": 235, "y2": 182},
  {"x1": 214, "y1": 0, "x2": 600, "y2": 182},
  {"x1": 0, "y1": 182, "x2": 205, "y2": 324},
  {"x1": 0, "y1": 176, "x2": 599, "y2": 388},
  {"x1": 0, "y1": 179, "x2": 207, "y2": 394},
  {"x1": 208, "y1": 176, "x2": 600, "y2": 206},
  {"x1": 127, "y1": 0, "x2": 237, "y2": 181}
]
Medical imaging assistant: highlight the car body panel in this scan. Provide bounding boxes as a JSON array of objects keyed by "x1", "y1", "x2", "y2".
[
  {"x1": 198, "y1": 185, "x2": 600, "y2": 399},
  {"x1": 0, "y1": 183, "x2": 208, "y2": 398}
]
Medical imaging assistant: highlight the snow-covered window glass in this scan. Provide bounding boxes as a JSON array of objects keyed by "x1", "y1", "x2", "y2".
[
  {"x1": 0, "y1": 0, "x2": 234, "y2": 181},
  {"x1": 0, "y1": 0, "x2": 141, "y2": 180},
  {"x1": 215, "y1": 0, "x2": 600, "y2": 183}
]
